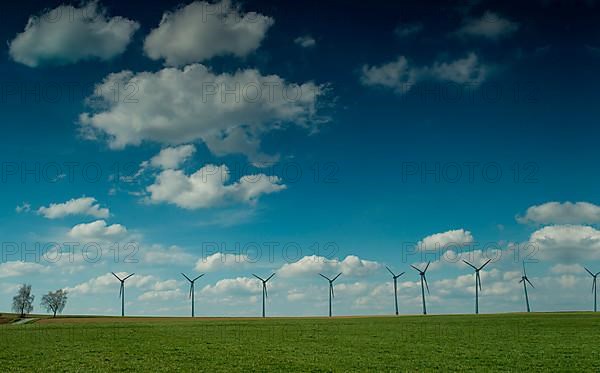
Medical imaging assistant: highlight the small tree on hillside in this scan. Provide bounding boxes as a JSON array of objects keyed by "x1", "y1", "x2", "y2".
[
  {"x1": 41, "y1": 289, "x2": 68, "y2": 318},
  {"x1": 12, "y1": 284, "x2": 34, "y2": 317}
]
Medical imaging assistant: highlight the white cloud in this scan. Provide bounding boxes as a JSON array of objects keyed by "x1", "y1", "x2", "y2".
[
  {"x1": 138, "y1": 288, "x2": 183, "y2": 302},
  {"x1": 15, "y1": 202, "x2": 31, "y2": 213},
  {"x1": 0, "y1": 261, "x2": 47, "y2": 278},
  {"x1": 148, "y1": 145, "x2": 196, "y2": 170},
  {"x1": 294, "y1": 35, "x2": 316, "y2": 48},
  {"x1": 394, "y1": 23, "x2": 423, "y2": 38},
  {"x1": 195, "y1": 252, "x2": 250, "y2": 272},
  {"x1": 68, "y1": 220, "x2": 127, "y2": 240},
  {"x1": 138, "y1": 279, "x2": 182, "y2": 301},
  {"x1": 79, "y1": 64, "x2": 326, "y2": 163},
  {"x1": 455, "y1": 11, "x2": 518, "y2": 40},
  {"x1": 361, "y1": 53, "x2": 490, "y2": 94},
  {"x1": 143, "y1": 0, "x2": 273, "y2": 66},
  {"x1": 9, "y1": 1, "x2": 139, "y2": 67},
  {"x1": 38, "y1": 197, "x2": 109, "y2": 219},
  {"x1": 517, "y1": 202, "x2": 600, "y2": 225},
  {"x1": 200, "y1": 277, "x2": 261, "y2": 296},
  {"x1": 529, "y1": 225, "x2": 600, "y2": 261},
  {"x1": 550, "y1": 264, "x2": 584, "y2": 274},
  {"x1": 418, "y1": 229, "x2": 474, "y2": 251},
  {"x1": 278, "y1": 255, "x2": 380, "y2": 278},
  {"x1": 146, "y1": 164, "x2": 285, "y2": 209},
  {"x1": 67, "y1": 272, "x2": 156, "y2": 295},
  {"x1": 142, "y1": 245, "x2": 195, "y2": 265}
]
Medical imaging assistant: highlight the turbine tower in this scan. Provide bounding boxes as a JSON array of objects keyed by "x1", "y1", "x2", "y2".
[
  {"x1": 385, "y1": 266, "x2": 405, "y2": 315},
  {"x1": 519, "y1": 262, "x2": 534, "y2": 313},
  {"x1": 253, "y1": 273, "x2": 275, "y2": 318},
  {"x1": 584, "y1": 267, "x2": 600, "y2": 312},
  {"x1": 111, "y1": 272, "x2": 134, "y2": 317},
  {"x1": 410, "y1": 262, "x2": 430, "y2": 315},
  {"x1": 320, "y1": 273, "x2": 342, "y2": 317},
  {"x1": 181, "y1": 273, "x2": 204, "y2": 317},
  {"x1": 463, "y1": 259, "x2": 491, "y2": 314}
]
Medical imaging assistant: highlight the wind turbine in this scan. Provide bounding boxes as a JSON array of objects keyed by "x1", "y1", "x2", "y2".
[
  {"x1": 111, "y1": 272, "x2": 134, "y2": 317},
  {"x1": 410, "y1": 262, "x2": 430, "y2": 315},
  {"x1": 463, "y1": 259, "x2": 491, "y2": 314},
  {"x1": 385, "y1": 266, "x2": 405, "y2": 315},
  {"x1": 320, "y1": 273, "x2": 342, "y2": 317},
  {"x1": 253, "y1": 273, "x2": 275, "y2": 318},
  {"x1": 519, "y1": 262, "x2": 534, "y2": 313},
  {"x1": 181, "y1": 273, "x2": 204, "y2": 317},
  {"x1": 584, "y1": 267, "x2": 600, "y2": 312}
]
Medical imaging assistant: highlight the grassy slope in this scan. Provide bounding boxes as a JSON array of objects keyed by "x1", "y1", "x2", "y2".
[{"x1": 0, "y1": 313, "x2": 599, "y2": 372}]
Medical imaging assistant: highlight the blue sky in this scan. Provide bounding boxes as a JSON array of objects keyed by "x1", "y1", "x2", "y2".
[{"x1": 1, "y1": 0, "x2": 600, "y2": 317}]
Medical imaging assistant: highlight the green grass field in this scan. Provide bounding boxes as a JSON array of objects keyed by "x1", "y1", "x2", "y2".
[{"x1": 1, "y1": 313, "x2": 599, "y2": 372}]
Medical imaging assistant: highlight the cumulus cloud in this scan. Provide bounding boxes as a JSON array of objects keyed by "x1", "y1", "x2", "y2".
[
  {"x1": 9, "y1": 1, "x2": 139, "y2": 67},
  {"x1": 361, "y1": 53, "x2": 490, "y2": 94},
  {"x1": 144, "y1": 0, "x2": 273, "y2": 66},
  {"x1": 200, "y1": 277, "x2": 261, "y2": 296},
  {"x1": 38, "y1": 197, "x2": 109, "y2": 219},
  {"x1": 79, "y1": 64, "x2": 326, "y2": 163},
  {"x1": 529, "y1": 225, "x2": 600, "y2": 261},
  {"x1": 146, "y1": 164, "x2": 285, "y2": 209},
  {"x1": 15, "y1": 202, "x2": 31, "y2": 213},
  {"x1": 147, "y1": 145, "x2": 196, "y2": 170},
  {"x1": 294, "y1": 35, "x2": 316, "y2": 48},
  {"x1": 0, "y1": 261, "x2": 48, "y2": 278},
  {"x1": 454, "y1": 11, "x2": 518, "y2": 40},
  {"x1": 68, "y1": 220, "x2": 127, "y2": 240},
  {"x1": 141, "y1": 245, "x2": 196, "y2": 265},
  {"x1": 550, "y1": 264, "x2": 584, "y2": 274},
  {"x1": 138, "y1": 279, "x2": 182, "y2": 301},
  {"x1": 195, "y1": 252, "x2": 250, "y2": 272},
  {"x1": 66, "y1": 272, "x2": 156, "y2": 295},
  {"x1": 417, "y1": 229, "x2": 474, "y2": 251},
  {"x1": 278, "y1": 255, "x2": 380, "y2": 278},
  {"x1": 517, "y1": 202, "x2": 600, "y2": 225}
]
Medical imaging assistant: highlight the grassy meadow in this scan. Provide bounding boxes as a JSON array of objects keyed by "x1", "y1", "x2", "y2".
[{"x1": 0, "y1": 312, "x2": 599, "y2": 372}]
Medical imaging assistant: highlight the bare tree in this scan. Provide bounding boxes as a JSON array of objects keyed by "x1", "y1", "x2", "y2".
[
  {"x1": 41, "y1": 289, "x2": 68, "y2": 318},
  {"x1": 12, "y1": 284, "x2": 34, "y2": 317}
]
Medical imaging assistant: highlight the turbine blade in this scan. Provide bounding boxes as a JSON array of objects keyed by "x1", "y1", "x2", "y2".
[
  {"x1": 266, "y1": 273, "x2": 275, "y2": 282},
  {"x1": 189, "y1": 285, "x2": 193, "y2": 299},
  {"x1": 123, "y1": 273, "x2": 135, "y2": 281},
  {"x1": 111, "y1": 272, "x2": 122, "y2": 281},
  {"x1": 584, "y1": 267, "x2": 594, "y2": 277},
  {"x1": 477, "y1": 272, "x2": 482, "y2": 291},
  {"x1": 319, "y1": 273, "x2": 330, "y2": 281},
  {"x1": 330, "y1": 284, "x2": 335, "y2": 298},
  {"x1": 479, "y1": 259, "x2": 492, "y2": 271},
  {"x1": 264, "y1": 283, "x2": 268, "y2": 298},
  {"x1": 592, "y1": 278, "x2": 596, "y2": 293},
  {"x1": 119, "y1": 283, "x2": 123, "y2": 298},
  {"x1": 522, "y1": 262, "x2": 527, "y2": 277},
  {"x1": 519, "y1": 278, "x2": 524, "y2": 284},
  {"x1": 463, "y1": 260, "x2": 477, "y2": 270},
  {"x1": 526, "y1": 277, "x2": 534, "y2": 288},
  {"x1": 193, "y1": 274, "x2": 205, "y2": 282},
  {"x1": 252, "y1": 274, "x2": 264, "y2": 281},
  {"x1": 410, "y1": 265, "x2": 420, "y2": 272},
  {"x1": 386, "y1": 266, "x2": 396, "y2": 277},
  {"x1": 424, "y1": 275, "x2": 430, "y2": 294},
  {"x1": 398, "y1": 271, "x2": 405, "y2": 278},
  {"x1": 424, "y1": 261, "x2": 431, "y2": 272},
  {"x1": 181, "y1": 273, "x2": 192, "y2": 282},
  {"x1": 332, "y1": 273, "x2": 342, "y2": 282}
]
